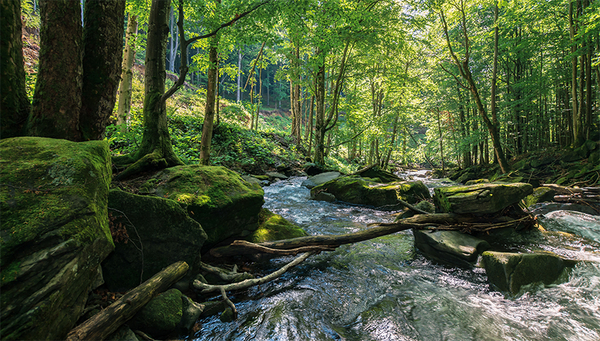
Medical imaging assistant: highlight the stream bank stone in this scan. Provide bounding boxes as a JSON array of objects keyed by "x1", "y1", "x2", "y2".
[
  {"x1": 482, "y1": 251, "x2": 577, "y2": 295},
  {"x1": 301, "y1": 171, "x2": 341, "y2": 189},
  {"x1": 102, "y1": 190, "x2": 207, "y2": 291},
  {"x1": 0, "y1": 137, "x2": 113, "y2": 340},
  {"x1": 414, "y1": 230, "x2": 490, "y2": 267},
  {"x1": 247, "y1": 208, "x2": 308, "y2": 243},
  {"x1": 142, "y1": 165, "x2": 264, "y2": 249},
  {"x1": 433, "y1": 182, "x2": 533, "y2": 215},
  {"x1": 311, "y1": 176, "x2": 430, "y2": 210}
]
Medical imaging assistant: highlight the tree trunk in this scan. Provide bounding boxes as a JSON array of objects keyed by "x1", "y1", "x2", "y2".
[
  {"x1": 66, "y1": 261, "x2": 189, "y2": 341},
  {"x1": 117, "y1": 13, "x2": 138, "y2": 131},
  {"x1": 237, "y1": 50, "x2": 242, "y2": 102},
  {"x1": 114, "y1": 0, "x2": 182, "y2": 179},
  {"x1": 436, "y1": 110, "x2": 445, "y2": 171},
  {"x1": 0, "y1": 0, "x2": 30, "y2": 138},
  {"x1": 314, "y1": 59, "x2": 326, "y2": 165},
  {"x1": 569, "y1": 0, "x2": 584, "y2": 147},
  {"x1": 29, "y1": 0, "x2": 83, "y2": 141},
  {"x1": 199, "y1": 35, "x2": 219, "y2": 165},
  {"x1": 80, "y1": 0, "x2": 125, "y2": 141}
]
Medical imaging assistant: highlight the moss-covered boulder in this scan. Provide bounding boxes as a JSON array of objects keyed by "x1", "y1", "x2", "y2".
[
  {"x1": 310, "y1": 176, "x2": 430, "y2": 210},
  {"x1": 353, "y1": 165, "x2": 401, "y2": 183},
  {"x1": 433, "y1": 182, "x2": 533, "y2": 215},
  {"x1": 523, "y1": 186, "x2": 556, "y2": 208},
  {"x1": 129, "y1": 288, "x2": 184, "y2": 338},
  {"x1": 413, "y1": 230, "x2": 490, "y2": 267},
  {"x1": 0, "y1": 137, "x2": 113, "y2": 340},
  {"x1": 247, "y1": 209, "x2": 308, "y2": 243},
  {"x1": 482, "y1": 251, "x2": 577, "y2": 296},
  {"x1": 102, "y1": 190, "x2": 207, "y2": 291},
  {"x1": 141, "y1": 165, "x2": 264, "y2": 249}
]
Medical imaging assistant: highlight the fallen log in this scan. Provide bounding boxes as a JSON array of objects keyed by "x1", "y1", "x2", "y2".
[
  {"x1": 210, "y1": 213, "x2": 534, "y2": 258},
  {"x1": 66, "y1": 261, "x2": 189, "y2": 341}
]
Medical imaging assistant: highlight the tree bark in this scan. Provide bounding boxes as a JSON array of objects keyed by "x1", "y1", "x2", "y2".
[
  {"x1": 0, "y1": 0, "x2": 30, "y2": 138},
  {"x1": 199, "y1": 34, "x2": 220, "y2": 165},
  {"x1": 80, "y1": 0, "x2": 125, "y2": 141},
  {"x1": 29, "y1": 0, "x2": 83, "y2": 141},
  {"x1": 117, "y1": 13, "x2": 138, "y2": 131},
  {"x1": 66, "y1": 261, "x2": 189, "y2": 341}
]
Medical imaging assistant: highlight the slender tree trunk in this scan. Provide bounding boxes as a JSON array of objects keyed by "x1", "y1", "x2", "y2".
[
  {"x1": 29, "y1": 0, "x2": 82, "y2": 141},
  {"x1": 570, "y1": 0, "x2": 584, "y2": 147},
  {"x1": 80, "y1": 0, "x2": 125, "y2": 141},
  {"x1": 199, "y1": 34, "x2": 220, "y2": 165},
  {"x1": 314, "y1": 56, "x2": 326, "y2": 165},
  {"x1": 117, "y1": 13, "x2": 138, "y2": 131},
  {"x1": 436, "y1": 110, "x2": 445, "y2": 172},
  {"x1": 236, "y1": 50, "x2": 242, "y2": 102},
  {"x1": 0, "y1": 0, "x2": 30, "y2": 138}
]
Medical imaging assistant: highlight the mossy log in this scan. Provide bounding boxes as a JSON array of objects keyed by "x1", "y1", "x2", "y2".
[
  {"x1": 210, "y1": 214, "x2": 535, "y2": 258},
  {"x1": 66, "y1": 261, "x2": 189, "y2": 341}
]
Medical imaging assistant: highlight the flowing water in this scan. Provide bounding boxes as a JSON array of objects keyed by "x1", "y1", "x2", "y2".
[{"x1": 194, "y1": 176, "x2": 600, "y2": 341}]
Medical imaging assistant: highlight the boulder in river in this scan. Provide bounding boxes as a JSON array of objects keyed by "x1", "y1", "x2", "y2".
[
  {"x1": 433, "y1": 182, "x2": 533, "y2": 215},
  {"x1": 413, "y1": 230, "x2": 490, "y2": 267},
  {"x1": 247, "y1": 208, "x2": 308, "y2": 243},
  {"x1": 482, "y1": 251, "x2": 577, "y2": 296},
  {"x1": 301, "y1": 171, "x2": 341, "y2": 189},
  {"x1": 102, "y1": 189, "x2": 207, "y2": 291},
  {"x1": 140, "y1": 165, "x2": 264, "y2": 249},
  {"x1": 310, "y1": 176, "x2": 430, "y2": 210},
  {"x1": 352, "y1": 165, "x2": 401, "y2": 183},
  {"x1": 0, "y1": 137, "x2": 113, "y2": 340}
]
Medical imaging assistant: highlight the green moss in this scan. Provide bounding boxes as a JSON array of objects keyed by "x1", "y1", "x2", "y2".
[
  {"x1": 248, "y1": 209, "x2": 308, "y2": 243},
  {"x1": 0, "y1": 137, "x2": 113, "y2": 268},
  {"x1": 130, "y1": 288, "x2": 183, "y2": 337}
]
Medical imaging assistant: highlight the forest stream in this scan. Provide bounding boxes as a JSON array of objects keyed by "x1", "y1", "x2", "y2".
[{"x1": 194, "y1": 174, "x2": 600, "y2": 341}]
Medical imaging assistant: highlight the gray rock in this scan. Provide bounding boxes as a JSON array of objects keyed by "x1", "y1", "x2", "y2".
[
  {"x1": 266, "y1": 171, "x2": 288, "y2": 180},
  {"x1": 312, "y1": 191, "x2": 337, "y2": 202},
  {"x1": 302, "y1": 171, "x2": 341, "y2": 189},
  {"x1": 414, "y1": 230, "x2": 490, "y2": 267},
  {"x1": 482, "y1": 251, "x2": 577, "y2": 296},
  {"x1": 179, "y1": 296, "x2": 204, "y2": 335}
]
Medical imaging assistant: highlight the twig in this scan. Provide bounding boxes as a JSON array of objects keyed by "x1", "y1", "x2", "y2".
[
  {"x1": 194, "y1": 252, "x2": 315, "y2": 295},
  {"x1": 220, "y1": 287, "x2": 237, "y2": 319},
  {"x1": 229, "y1": 240, "x2": 337, "y2": 255}
]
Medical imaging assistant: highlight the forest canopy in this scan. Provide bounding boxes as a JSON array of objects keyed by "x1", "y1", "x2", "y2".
[{"x1": 1, "y1": 0, "x2": 599, "y2": 176}]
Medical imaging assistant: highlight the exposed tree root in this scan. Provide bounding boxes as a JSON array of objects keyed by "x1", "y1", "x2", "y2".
[{"x1": 113, "y1": 149, "x2": 182, "y2": 180}]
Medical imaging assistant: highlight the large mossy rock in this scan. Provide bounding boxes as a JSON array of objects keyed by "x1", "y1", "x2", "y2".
[
  {"x1": 0, "y1": 137, "x2": 113, "y2": 340},
  {"x1": 413, "y1": 230, "x2": 490, "y2": 267},
  {"x1": 482, "y1": 251, "x2": 577, "y2": 295},
  {"x1": 433, "y1": 182, "x2": 533, "y2": 215},
  {"x1": 523, "y1": 186, "x2": 556, "y2": 209},
  {"x1": 310, "y1": 176, "x2": 430, "y2": 210},
  {"x1": 141, "y1": 165, "x2": 264, "y2": 248},
  {"x1": 247, "y1": 208, "x2": 308, "y2": 243},
  {"x1": 102, "y1": 190, "x2": 207, "y2": 291},
  {"x1": 353, "y1": 165, "x2": 401, "y2": 183},
  {"x1": 129, "y1": 288, "x2": 184, "y2": 338}
]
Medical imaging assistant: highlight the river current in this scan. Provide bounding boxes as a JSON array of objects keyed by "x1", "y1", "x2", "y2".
[{"x1": 194, "y1": 176, "x2": 600, "y2": 341}]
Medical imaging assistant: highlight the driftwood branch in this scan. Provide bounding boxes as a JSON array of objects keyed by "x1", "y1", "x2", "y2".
[
  {"x1": 230, "y1": 240, "x2": 338, "y2": 255},
  {"x1": 194, "y1": 251, "x2": 315, "y2": 294},
  {"x1": 210, "y1": 213, "x2": 536, "y2": 258},
  {"x1": 66, "y1": 261, "x2": 189, "y2": 341}
]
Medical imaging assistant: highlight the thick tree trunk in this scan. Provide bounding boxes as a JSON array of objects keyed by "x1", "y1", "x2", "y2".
[
  {"x1": 114, "y1": 0, "x2": 182, "y2": 179},
  {"x1": 117, "y1": 13, "x2": 138, "y2": 131},
  {"x1": 80, "y1": 0, "x2": 125, "y2": 141},
  {"x1": 66, "y1": 261, "x2": 189, "y2": 341},
  {"x1": 29, "y1": 0, "x2": 83, "y2": 141},
  {"x1": 199, "y1": 35, "x2": 219, "y2": 165},
  {"x1": 0, "y1": 0, "x2": 30, "y2": 138}
]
